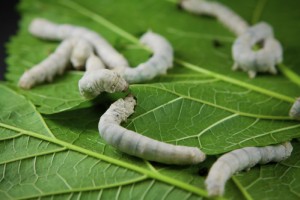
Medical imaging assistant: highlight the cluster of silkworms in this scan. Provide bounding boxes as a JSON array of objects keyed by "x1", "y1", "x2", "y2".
[
  {"x1": 17, "y1": 1, "x2": 296, "y2": 198},
  {"x1": 19, "y1": 18, "x2": 174, "y2": 99}
]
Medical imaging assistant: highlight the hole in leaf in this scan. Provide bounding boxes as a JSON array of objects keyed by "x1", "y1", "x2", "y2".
[
  {"x1": 252, "y1": 40, "x2": 264, "y2": 51},
  {"x1": 198, "y1": 167, "x2": 208, "y2": 176},
  {"x1": 212, "y1": 39, "x2": 223, "y2": 48}
]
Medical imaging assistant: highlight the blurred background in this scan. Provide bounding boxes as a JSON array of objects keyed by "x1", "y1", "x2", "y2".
[{"x1": 0, "y1": 0, "x2": 19, "y2": 80}]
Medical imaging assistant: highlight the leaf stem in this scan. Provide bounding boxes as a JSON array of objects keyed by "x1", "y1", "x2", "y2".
[
  {"x1": 175, "y1": 59, "x2": 295, "y2": 103},
  {"x1": 231, "y1": 176, "x2": 254, "y2": 200},
  {"x1": 252, "y1": 0, "x2": 269, "y2": 24},
  {"x1": 278, "y1": 63, "x2": 300, "y2": 88}
]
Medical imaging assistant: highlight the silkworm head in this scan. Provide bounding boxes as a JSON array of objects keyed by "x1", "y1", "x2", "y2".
[{"x1": 289, "y1": 98, "x2": 300, "y2": 120}]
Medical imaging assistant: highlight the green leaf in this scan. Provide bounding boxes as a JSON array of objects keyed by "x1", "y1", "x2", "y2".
[{"x1": 2, "y1": 0, "x2": 300, "y2": 199}]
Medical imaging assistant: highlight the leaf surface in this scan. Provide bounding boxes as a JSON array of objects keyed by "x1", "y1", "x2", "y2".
[{"x1": 2, "y1": 0, "x2": 300, "y2": 199}]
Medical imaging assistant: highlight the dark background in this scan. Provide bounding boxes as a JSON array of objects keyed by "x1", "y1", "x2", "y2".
[{"x1": 0, "y1": 0, "x2": 20, "y2": 80}]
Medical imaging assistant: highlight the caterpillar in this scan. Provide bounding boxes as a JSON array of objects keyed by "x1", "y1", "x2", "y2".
[
  {"x1": 85, "y1": 53, "x2": 106, "y2": 71},
  {"x1": 179, "y1": 0, "x2": 249, "y2": 36},
  {"x1": 29, "y1": 18, "x2": 129, "y2": 71},
  {"x1": 123, "y1": 31, "x2": 174, "y2": 83},
  {"x1": 71, "y1": 38, "x2": 93, "y2": 70},
  {"x1": 205, "y1": 142, "x2": 293, "y2": 197},
  {"x1": 19, "y1": 37, "x2": 76, "y2": 89},
  {"x1": 78, "y1": 51, "x2": 129, "y2": 99},
  {"x1": 98, "y1": 95, "x2": 206, "y2": 165},
  {"x1": 289, "y1": 98, "x2": 300, "y2": 120},
  {"x1": 78, "y1": 69, "x2": 128, "y2": 99},
  {"x1": 232, "y1": 22, "x2": 283, "y2": 78}
]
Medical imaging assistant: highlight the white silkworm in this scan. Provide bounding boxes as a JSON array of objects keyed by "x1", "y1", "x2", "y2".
[
  {"x1": 19, "y1": 37, "x2": 76, "y2": 89},
  {"x1": 78, "y1": 52, "x2": 119, "y2": 99},
  {"x1": 289, "y1": 97, "x2": 300, "y2": 119},
  {"x1": 205, "y1": 142, "x2": 293, "y2": 197},
  {"x1": 180, "y1": 0, "x2": 249, "y2": 36},
  {"x1": 85, "y1": 53, "x2": 106, "y2": 71},
  {"x1": 123, "y1": 31, "x2": 174, "y2": 83},
  {"x1": 29, "y1": 18, "x2": 129, "y2": 71},
  {"x1": 78, "y1": 69, "x2": 128, "y2": 99},
  {"x1": 71, "y1": 38, "x2": 93, "y2": 70},
  {"x1": 98, "y1": 95, "x2": 206, "y2": 165},
  {"x1": 232, "y1": 22, "x2": 283, "y2": 78}
]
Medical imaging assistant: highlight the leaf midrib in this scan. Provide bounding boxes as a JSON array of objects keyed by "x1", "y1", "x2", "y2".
[
  {"x1": 0, "y1": 122, "x2": 215, "y2": 199},
  {"x1": 130, "y1": 84, "x2": 292, "y2": 120}
]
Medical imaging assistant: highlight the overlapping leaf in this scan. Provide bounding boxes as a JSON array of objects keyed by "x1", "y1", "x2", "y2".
[{"x1": 1, "y1": 0, "x2": 300, "y2": 199}]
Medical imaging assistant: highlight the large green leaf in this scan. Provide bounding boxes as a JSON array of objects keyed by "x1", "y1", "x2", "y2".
[{"x1": 2, "y1": 0, "x2": 300, "y2": 199}]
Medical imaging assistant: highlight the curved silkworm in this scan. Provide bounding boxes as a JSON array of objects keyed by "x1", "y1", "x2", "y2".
[
  {"x1": 78, "y1": 69, "x2": 128, "y2": 99},
  {"x1": 19, "y1": 37, "x2": 76, "y2": 89},
  {"x1": 289, "y1": 97, "x2": 300, "y2": 119},
  {"x1": 79, "y1": 53, "x2": 127, "y2": 99},
  {"x1": 180, "y1": 0, "x2": 249, "y2": 36},
  {"x1": 123, "y1": 31, "x2": 174, "y2": 83},
  {"x1": 232, "y1": 22, "x2": 283, "y2": 78},
  {"x1": 205, "y1": 142, "x2": 293, "y2": 197},
  {"x1": 98, "y1": 95, "x2": 206, "y2": 165},
  {"x1": 71, "y1": 38, "x2": 93, "y2": 70},
  {"x1": 29, "y1": 18, "x2": 129, "y2": 71}
]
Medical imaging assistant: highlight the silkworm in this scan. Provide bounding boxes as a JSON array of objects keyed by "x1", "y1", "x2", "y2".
[
  {"x1": 123, "y1": 31, "x2": 174, "y2": 83},
  {"x1": 85, "y1": 53, "x2": 106, "y2": 71},
  {"x1": 71, "y1": 38, "x2": 93, "y2": 70},
  {"x1": 29, "y1": 18, "x2": 129, "y2": 71},
  {"x1": 180, "y1": 0, "x2": 249, "y2": 36},
  {"x1": 232, "y1": 22, "x2": 283, "y2": 78},
  {"x1": 98, "y1": 95, "x2": 206, "y2": 165},
  {"x1": 79, "y1": 53, "x2": 126, "y2": 99},
  {"x1": 289, "y1": 97, "x2": 300, "y2": 119},
  {"x1": 205, "y1": 142, "x2": 293, "y2": 197},
  {"x1": 19, "y1": 37, "x2": 76, "y2": 89},
  {"x1": 78, "y1": 69, "x2": 128, "y2": 99}
]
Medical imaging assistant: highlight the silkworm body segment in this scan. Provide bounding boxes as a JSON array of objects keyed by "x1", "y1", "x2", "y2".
[
  {"x1": 180, "y1": 0, "x2": 249, "y2": 35},
  {"x1": 123, "y1": 31, "x2": 174, "y2": 83},
  {"x1": 71, "y1": 39, "x2": 93, "y2": 70},
  {"x1": 205, "y1": 142, "x2": 293, "y2": 197},
  {"x1": 19, "y1": 37, "x2": 76, "y2": 89},
  {"x1": 78, "y1": 69, "x2": 128, "y2": 99},
  {"x1": 289, "y1": 98, "x2": 300, "y2": 120},
  {"x1": 85, "y1": 53, "x2": 106, "y2": 71},
  {"x1": 99, "y1": 96, "x2": 206, "y2": 165}
]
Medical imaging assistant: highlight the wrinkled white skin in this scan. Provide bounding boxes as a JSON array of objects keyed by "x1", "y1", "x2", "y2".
[
  {"x1": 99, "y1": 96, "x2": 206, "y2": 165},
  {"x1": 123, "y1": 31, "x2": 174, "y2": 83},
  {"x1": 71, "y1": 39, "x2": 93, "y2": 70},
  {"x1": 78, "y1": 53, "x2": 120, "y2": 99},
  {"x1": 180, "y1": 0, "x2": 249, "y2": 35},
  {"x1": 289, "y1": 97, "x2": 300, "y2": 120},
  {"x1": 78, "y1": 69, "x2": 128, "y2": 99},
  {"x1": 232, "y1": 22, "x2": 283, "y2": 78},
  {"x1": 205, "y1": 142, "x2": 293, "y2": 197},
  {"x1": 29, "y1": 18, "x2": 129, "y2": 71},
  {"x1": 19, "y1": 37, "x2": 78, "y2": 89}
]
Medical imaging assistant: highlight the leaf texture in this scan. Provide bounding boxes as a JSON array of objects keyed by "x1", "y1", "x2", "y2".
[{"x1": 1, "y1": 0, "x2": 300, "y2": 199}]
